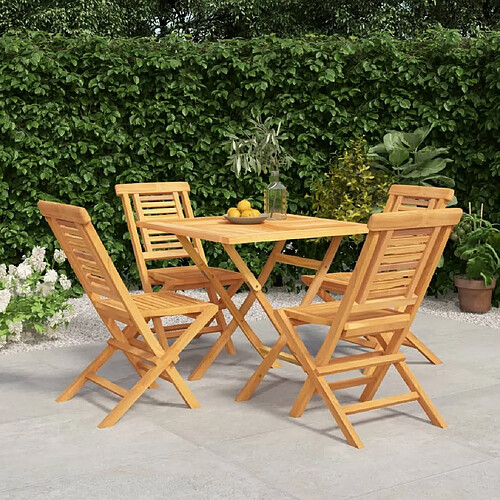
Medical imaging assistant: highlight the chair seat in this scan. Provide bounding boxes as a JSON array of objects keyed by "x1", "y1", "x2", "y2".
[
  {"x1": 301, "y1": 272, "x2": 352, "y2": 293},
  {"x1": 282, "y1": 301, "x2": 409, "y2": 333},
  {"x1": 148, "y1": 266, "x2": 241, "y2": 289},
  {"x1": 95, "y1": 291, "x2": 213, "y2": 321}
]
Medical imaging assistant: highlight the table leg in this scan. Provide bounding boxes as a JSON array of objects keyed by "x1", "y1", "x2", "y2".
[
  {"x1": 177, "y1": 237, "x2": 285, "y2": 380},
  {"x1": 300, "y1": 236, "x2": 342, "y2": 306}
]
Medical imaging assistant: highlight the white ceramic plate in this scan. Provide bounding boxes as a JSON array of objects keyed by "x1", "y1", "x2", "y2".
[{"x1": 224, "y1": 214, "x2": 269, "y2": 225}]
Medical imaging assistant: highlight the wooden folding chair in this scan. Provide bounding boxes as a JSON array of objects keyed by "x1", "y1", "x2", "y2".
[
  {"x1": 238, "y1": 208, "x2": 462, "y2": 448},
  {"x1": 302, "y1": 185, "x2": 454, "y2": 364},
  {"x1": 115, "y1": 182, "x2": 243, "y2": 358},
  {"x1": 38, "y1": 201, "x2": 218, "y2": 428}
]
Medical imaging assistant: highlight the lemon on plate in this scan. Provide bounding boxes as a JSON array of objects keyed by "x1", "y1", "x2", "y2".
[
  {"x1": 237, "y1": 200, "x2": 252, "y2": 212},
  {"x1": 251, "y1": 209, "x2": 260, "y2": 217},
  {"x1": 240, "y1": 210, "x2": 255, "y2": 217},
  {"x1": 227, "y1": 207, "x2": 240, "y2": 218}
]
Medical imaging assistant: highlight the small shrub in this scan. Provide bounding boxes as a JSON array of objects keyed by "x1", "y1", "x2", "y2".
[
  {"x1": 0, "y1": 247, "x2": 76, "y2": 343},
  {"x1": 310, "y1": 138, "x2": 392, "y2": 228}
]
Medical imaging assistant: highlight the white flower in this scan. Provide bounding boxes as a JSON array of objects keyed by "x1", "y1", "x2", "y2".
[
  {"x1": 16, "y1": 283, "x2": 32, "y2": 297},
  {"x1": 16, "y1": 261, "x2": 32, "y2": 280},
  {"x1": 53, "y1": 249, "x2": 66, "y2": 264},
  {"x1": 28, "y1": 246, "x2": 46, "y2": 272},
  {"x1": 31, "y1": 246, "x2": 46, "y2": 260},
  {"x1": 37, "y1": 282, "x2": 55, "y2": 297},
  {"x1": 48, "y1": 311, "x2": 64, "y2": 328},
  {"x1": 5, "y1": 275, "x2": 18, "y2": 292},
  {"x1": 59, "y1": 274, "x2": 72, "y2": 290},
  {"x1": 0, "y1": 289, "x2": 11, "y2": 313},
  {"x1": 7, "y1": 321, "x2": 23, "y2": 336},
  {"x1": 0, "y1": 264, "x2": 7, "y2": 280},
  {"x1": 8, "y1": 265, "x2": 17, "y2": 276},
  {"x1": 43, "y1": 269, "x2": 58, "y2": 283}
]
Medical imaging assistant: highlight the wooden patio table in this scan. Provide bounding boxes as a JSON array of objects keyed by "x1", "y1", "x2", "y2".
[{"x1": 137, "y1": 215, "x2": 368, "y2": 381}]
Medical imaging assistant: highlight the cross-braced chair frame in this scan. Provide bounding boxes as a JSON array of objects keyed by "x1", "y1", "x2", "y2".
[
  {"x1": 302, "y1": 184, "x2": 455, "y2": 365},
  {"x1": 238, "y1": 208, "x2": 462, "y2": 448},
  {"x1": 38, "y1": 201, "x2": 218, "y2": 428},
  {"x1": 115, "y1": 182, "x2": 244, "y2": 363}
]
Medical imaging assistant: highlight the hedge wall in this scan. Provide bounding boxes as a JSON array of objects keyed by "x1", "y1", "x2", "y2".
[{"x1": 1, "y1": 30, "x2": 499, "y2": 290}]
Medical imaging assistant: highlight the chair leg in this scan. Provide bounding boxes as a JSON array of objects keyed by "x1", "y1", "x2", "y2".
[
  {"x1": 404, "y1": 331, "x2": 443, "y2": 364},
  {"x1": 206, "y1": 285, "x2": 236, "y2": 355},
  {"x1": 313, "y1": 375, "x2": 365, "y2": 449},
  {"x1": 289, "y1": 378, "x2": 316, "y2": 418},
  {"x1": 98, "y1": 309, "x2": 216, "y2": 428},
  {"x1": 162, "y1": 363, "x2": 201, "y2": 409},
  {"x1": 318, "y1": 289, "x2": 335, "y2": 302},
  {"x1": 360, "y1": 329, "x2": 407, "y2": 402},
  {"x1": 280, "y1": 313, "x2": 364, "y2": 448},
  {"x1": 56, "y1": 345, "x2": 116, "y2": 402},
  {"x1": 395, "y1": 361, "x2": 447, "y2": 428},
  {"x1": 236, "y1": 334, "x2": 288, "y2": 402},
  {"x1": 98, "y1": 360, "x2": 173, "y2": 428}
]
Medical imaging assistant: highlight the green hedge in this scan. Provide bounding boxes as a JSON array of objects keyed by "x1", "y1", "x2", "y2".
[{"x1": 1, "y1": 30, "x2": 499, "y2": 292}]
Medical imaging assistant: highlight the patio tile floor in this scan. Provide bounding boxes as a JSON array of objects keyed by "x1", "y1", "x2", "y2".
[{"x1": 1, "y1": 312, "x2": 499, "y2": 499}]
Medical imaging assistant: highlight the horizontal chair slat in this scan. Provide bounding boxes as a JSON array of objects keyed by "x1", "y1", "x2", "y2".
[
  {"x1": 86, "y1": 374, "x2": 128, "y2": 398},
  {"x1": 108, "y1": 338, "x2": 157, "y2": 363},
  {"x1": 275, "y1": 254, "x2": 323, "y2": 270},
  {"x1": 343, "y1": 392, "x2": 420, "y2": 415},
  {"x1": 327, "y1": 376, "x2": 375, "y2": 391},
  {"x1": 316, "y1": 352, "x2": 405, "y2": 376},
  {"x1": 259, "y1": 345, "x2": 301, "y2": 365}
]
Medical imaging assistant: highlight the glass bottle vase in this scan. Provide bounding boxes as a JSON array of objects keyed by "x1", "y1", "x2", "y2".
[{"x1": 264, "y1": 170, "x2": 287, "y2": 220}]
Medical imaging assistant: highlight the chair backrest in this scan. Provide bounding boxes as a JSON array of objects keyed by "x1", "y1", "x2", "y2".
[
  {"x1": 384, "y1": 185, "x2": 454, "y2": 212},
  {"x1": 318, "y1": 209, "x2": 462, "y2": 361},
  {"x1": 38, "y1": 201, "x2": 132, "y2": 305},
  {"x1": 115, "y1": 182, "x2": 207, "y2": 290}
]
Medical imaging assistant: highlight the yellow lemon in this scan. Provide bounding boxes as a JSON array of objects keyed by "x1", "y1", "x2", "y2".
[
  {"x1": 251, "y1": 209, "x2": 261, "y2": 216},
  {"x1": 237, "y1": 200, "x2": 252, "y2": 212},
  {"x1": 240, "y1": 210, "x2": 255, "y2": 217},
  {"x1": 227, "y1": 207, "x2": 240, "y2": 218}
]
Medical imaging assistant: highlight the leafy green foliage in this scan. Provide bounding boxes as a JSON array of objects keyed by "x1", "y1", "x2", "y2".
[
  {"x1": 0, "y1": 30, "x2": 499, "y2": 295},
  {"x1": 311, "y1": 138, "x2": 391, "y2": 227},
  {"x1": 2, "y1": 2, "x2": 498, "y2": 41},
  {"x1": 451, "y1": 214, "x2": 500, "y2": 287},
  {"x1": 368, "y1": 125, "x2": 455, "y2": 201},
  {"x1": 226, "y1": 115, "x2": 294, "y2": 176},
  {"x1": 0, "y1": 1, "x2": 154, "y2": 37}
]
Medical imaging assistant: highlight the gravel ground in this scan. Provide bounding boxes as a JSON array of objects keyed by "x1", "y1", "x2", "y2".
[{"x1": 1, "y1": 287, "x2": 498, "y2": 355}]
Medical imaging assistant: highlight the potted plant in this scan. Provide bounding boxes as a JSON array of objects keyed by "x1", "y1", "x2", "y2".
[
  {"x1": 226, "y1": 115, "x2": 294, "y2": 219},
  {"x1": 451, "y1": 209, "x2": 500, "y2": 313}
]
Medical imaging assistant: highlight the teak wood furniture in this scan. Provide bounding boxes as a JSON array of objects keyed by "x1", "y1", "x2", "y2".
[
  {"x1": 137, "y1": 215, "x2": 368, "y2": 380},
  {"x1": 115, "y1": 182, "x2": 244, "y2": 355},
  {"x1": 302, "y1": 185, "x2": 454, "y2": 364},
  {"x1": 38, "y1": 200, "x2": 218, "y2": 428},
  {"x1": 237, "y1": 208, "x2": 462, "y2": 448}
]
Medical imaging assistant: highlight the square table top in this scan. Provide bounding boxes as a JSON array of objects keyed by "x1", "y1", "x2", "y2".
[{"x1": 138, "y1": 215, "x2": 368, "y2": 245}]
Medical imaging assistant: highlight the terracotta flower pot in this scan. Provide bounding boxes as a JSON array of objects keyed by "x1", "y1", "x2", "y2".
[{"x1": 454, "y1": 276, "x2": 497, "y2": 313}]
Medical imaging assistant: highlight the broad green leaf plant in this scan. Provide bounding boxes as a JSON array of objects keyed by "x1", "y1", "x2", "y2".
[
  {"x1": 368, "y1": 125, "x2": 456, "y2": 203},
  {"x1": 226, "y1": 115, "x2": 294, "y2": 177},
  {"x1": 0, "y1": 247, "x2": 76, "y2": 344},
  {"x1": 451, "y1": 213, "x2": 500, "y2": 287}
]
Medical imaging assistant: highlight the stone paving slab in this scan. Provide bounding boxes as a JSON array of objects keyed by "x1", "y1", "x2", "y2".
[{"x1": 0, "y1": 312, "x2": 499, "y2": 499}]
